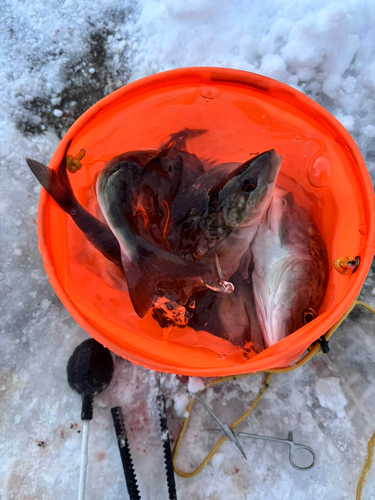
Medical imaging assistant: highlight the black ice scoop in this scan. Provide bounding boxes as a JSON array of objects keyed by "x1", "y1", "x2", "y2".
[
  {"x1": 67, "y1": 338, "x2": 114, "y2": 500},
  {"x1": 67, "y1": 338, "x2": 114, "y2": 419}
]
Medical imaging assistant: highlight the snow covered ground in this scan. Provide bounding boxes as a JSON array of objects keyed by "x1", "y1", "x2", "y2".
[{"x1": 1, "y1": 0, "x2": 375, "y2": 498}]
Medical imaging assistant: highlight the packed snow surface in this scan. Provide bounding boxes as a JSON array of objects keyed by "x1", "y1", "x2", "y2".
[
  {"x1": 315, "y1": 377, "x2": 348, "y2": 419},
  {"x1": 188, "y1": 378, "x2": 206, "y2": 394},
  {"x1": 1, "y1": 0, "x2": 375, "y2": 499}
]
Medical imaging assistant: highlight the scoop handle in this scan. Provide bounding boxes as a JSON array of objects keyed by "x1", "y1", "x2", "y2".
[
  {"x1": 81, "y1": 393, "x2": 94, "y2": 420},
  {"x1": 78, "y1": 421, "x2": 90, "y2": 500}
]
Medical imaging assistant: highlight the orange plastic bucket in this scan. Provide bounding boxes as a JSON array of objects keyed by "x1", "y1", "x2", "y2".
[{"x1": 37, "y1": 67, "x2": 375, "y2": 376}]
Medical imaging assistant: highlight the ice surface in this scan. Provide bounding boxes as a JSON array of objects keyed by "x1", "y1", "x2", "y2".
[
  {"x1": 173, "y1": 392, "x2": 190, "y2": 418},
  {"x1": 1, "y1": 0, "x2": 375, "y2": 499},
  {"x1": 315, "y1": 377, "x2": 348, "y2": 419},
  {"x1": 188, "y1": 377, "x2": 206, "y2": 394}
]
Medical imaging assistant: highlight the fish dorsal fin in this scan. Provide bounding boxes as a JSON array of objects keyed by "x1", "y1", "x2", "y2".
[{"x1": 159, "y1": 128, "x2": 208, "y2": 151}]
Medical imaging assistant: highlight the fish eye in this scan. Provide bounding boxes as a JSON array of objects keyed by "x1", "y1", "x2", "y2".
[
  {"x1": 303, "y1": 308, "x2": 316, "y2": 324},
  {"x1": 242, "y1": 176, "x2": 257, "y2": 193}
]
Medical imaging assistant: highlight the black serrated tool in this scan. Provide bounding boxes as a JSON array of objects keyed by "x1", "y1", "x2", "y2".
[
  {"x1": 111, "y1": 406, "x2": 141, "y2": 500},
  {"x1": 156, "y1": 393, "x2": 178, "y2": 500}
]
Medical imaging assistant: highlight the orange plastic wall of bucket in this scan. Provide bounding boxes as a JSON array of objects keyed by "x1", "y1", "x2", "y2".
[{"x1": 37, "y1": 68, "x2": 375, "y2": 376}]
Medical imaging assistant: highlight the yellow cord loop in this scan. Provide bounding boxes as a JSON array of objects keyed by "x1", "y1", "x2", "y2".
[
  {"x1": 66, "y1": 148, "x2": 86, "y2": 173},
  {"x1": 172, "y1": 373, "x2": 273, "y2": 478},
  {"x1": 172, "y1": 297, "x2": 375, "y2": 498},
  {"x1": 356, "y1": 300, "x2": 375, "y2": 315},
  {"x1": 356, "y1": 431, "x2": 375, "y2": 500}
]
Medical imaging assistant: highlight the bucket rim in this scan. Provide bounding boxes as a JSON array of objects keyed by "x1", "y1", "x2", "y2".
[{"x1": 37, "y1": 67, "x2": 375, "y2": 376}]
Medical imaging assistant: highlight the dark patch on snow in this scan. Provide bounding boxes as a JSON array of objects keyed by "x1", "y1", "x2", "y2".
[
  {"x1": 18, "y1": 96, "x2": 52, "y2": 135},
  {"x1": 17, "y1": 18, "x2": 132, "y2": 138}
]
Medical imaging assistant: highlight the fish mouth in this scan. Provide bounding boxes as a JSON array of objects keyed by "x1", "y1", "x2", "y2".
[
  {"x1": 267, "y1": 150, "x2": 282, "y2": 184},
  {"x1": 236, "y1": 149, "x2": 282, "y2": 186}
]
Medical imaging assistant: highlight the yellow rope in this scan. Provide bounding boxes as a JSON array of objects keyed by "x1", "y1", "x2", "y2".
[
  {"x1": 263, "y1": 294, "x2": 361, "y2": 375},
  {"x1": 172, "y1": 373, "x2": 273, "y2": 478},
  {"x1": 356, "y1": 300, "x2": 375, "y2": 315},
  {"x1": 172, "y1": 296, "x2": 375, "y2": 493},
  {"x1": 354, "y1": 302, "x2": 375, "y2": 500},
  {"x1": 356, "y1": 432, "x2": 375, "y2": 500}
]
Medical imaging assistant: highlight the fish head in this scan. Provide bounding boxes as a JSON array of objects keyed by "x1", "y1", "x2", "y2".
[
  {"x1": 257, "y1": 256, "x2": 327, "y2": 347},
  {"x1": 208, "y1": 150, "x2": 282, "y2": 228}
]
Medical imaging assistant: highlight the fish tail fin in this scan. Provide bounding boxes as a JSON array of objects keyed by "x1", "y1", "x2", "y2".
[
  {"x1": 123, "y1": 250, "x2": 209, "y2": 318},
  {"x1": 26, "y1": 141, "x2": 76, "y2": 213},
  {"x1": 56, "y1": 140, "x2": 74, "y2": 191}
]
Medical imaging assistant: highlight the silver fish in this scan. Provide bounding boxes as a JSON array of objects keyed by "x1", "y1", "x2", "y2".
[
  {"x1": 251, "y1": 186, "x2": 328, "y2": 347},
  {"x1": 96, "y1": 160, "x2": 211, "y2": 318}
]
